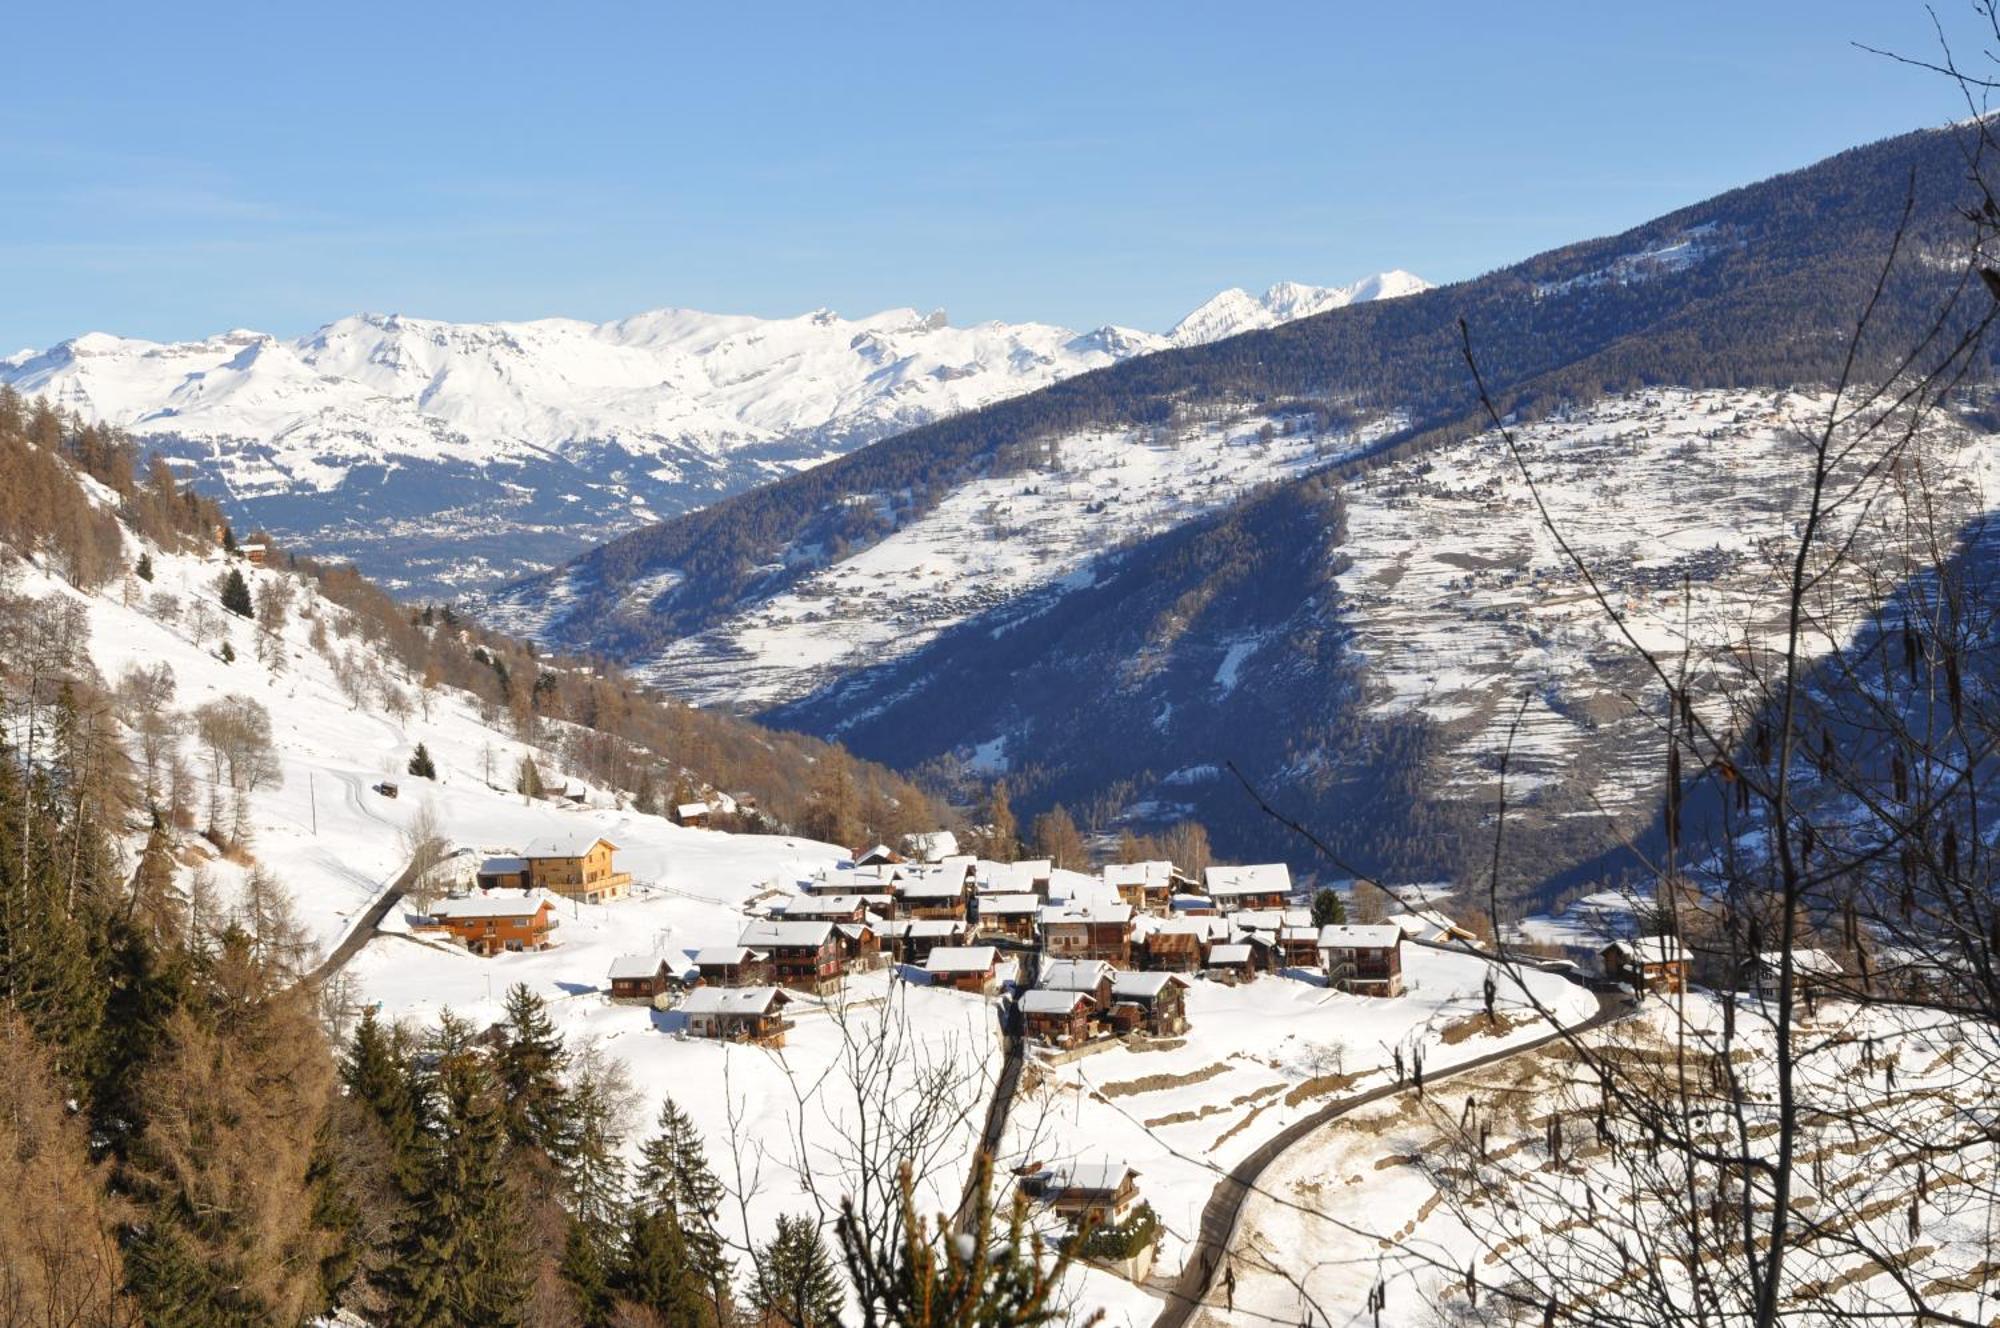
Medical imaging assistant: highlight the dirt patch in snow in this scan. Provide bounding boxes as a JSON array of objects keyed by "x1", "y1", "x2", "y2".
[
  {"x1": 1098, "y1": 1061, "x2": 1231, "y2": 1099},
  {"x1": 1438, "y1": 1010, "x2": 1539, "y2": 1045}
]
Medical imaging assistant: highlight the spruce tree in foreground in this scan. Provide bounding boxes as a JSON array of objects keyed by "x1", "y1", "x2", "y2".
[
  {"x1": 751, "y1": 1213, "x2": 846, "y2": 1328},
  {"x1": 495, "y1": 982, "x2": 570, "y2": 1156},
  {"x1": 634, "y1": 1096, "x2": 732, "y2": 1312},
  {"x1": 221, "y1": 566, "x2": 253, "y2": 618}
]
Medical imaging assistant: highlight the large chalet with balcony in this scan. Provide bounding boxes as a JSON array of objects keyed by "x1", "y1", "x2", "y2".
[{"x1": 1318, "y1": 923, "x2": 1405, "y2": 996}]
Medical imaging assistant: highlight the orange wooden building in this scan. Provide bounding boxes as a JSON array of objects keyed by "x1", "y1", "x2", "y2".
[{"x1": 423, "y1": 893, "x2": 558, "y2": 956}]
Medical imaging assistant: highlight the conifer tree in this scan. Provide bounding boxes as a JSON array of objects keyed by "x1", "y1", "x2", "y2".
[
  {"x1": 407, "y1": 742, "x2": 437, "y2": 780},
  {"x1": 1311, "y1": 887, "x2": 1347, "y2": 928},
  {"x1": 221, "y1": 567, "x2": 253, "y2": 618},
  {"x1": 750, "y1": 1214, "x2": 845, "y2": 1328},
  {"x1": 495, "y1": 982, "x2": 571, "y2": 1157},
  {"x1": 619, "y1": 1207, "x2": 708, "y2": 1328},
  {"x1": 517, "y1": 755, "x2": 545, "y2": 800},
  {"x1": 634, "y1": 1096, "x2": 731, "y2": 1308},
  {"x1": 136, "y1": 551, "x2": 154, "y2": 581}
]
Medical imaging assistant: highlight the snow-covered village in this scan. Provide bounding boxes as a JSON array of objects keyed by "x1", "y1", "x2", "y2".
[{"x1": 4, "y1": 7, "x2": 2000, "y2": 1328}]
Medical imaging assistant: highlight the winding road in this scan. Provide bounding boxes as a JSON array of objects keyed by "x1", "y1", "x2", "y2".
[
  {"x1": 1147, "y1": 985, "x2": 1628, "y2": 1328},
  {"x1": 303, "y1": 847, "x2": 428, "y2": 988}
]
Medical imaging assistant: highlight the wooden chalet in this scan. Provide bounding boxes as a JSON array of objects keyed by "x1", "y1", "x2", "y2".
[
  {"x1": 521, "y1": 832, "x2": 632, "y2": 904},
  {"x1": 1108, "y1": 972, "x2": 1189, "y2": 1036},
  {"x1": 679, "y1": 986, "x2": 793, "y2": 1047},
  {"x1": 925, "y1": 945, "x2": 1001, "y2": 995},
  {"x1": 1277, "y1": 924, "x2": 1322, "y2": 968},
  {"x1": 834, "y1": 921, "x2": 883, "y2": 973},
  {"x1": 1204, "y1": 942, "x2": 1258, "y2": 982},
  {"x1": 896, "y1": 875, "x2": 969, "y2": 921},
  {"x1": 1204, "y1": 863, "x2": 1294, "y2": 912},
  {"x1": 693, "y1": 945, "x2": 771, "y2": 987},
  {"x1": 1602, "y1": 936, "x2": 1690, "y2": 995},
  {"x1": 853, "y1": 844, "x2": 903, "y2": 867},
  {"x1": 879, "y1": 918, "x2": 968, "y2": 965},
  {"x1": 1750, "y1": 948, "x2": 1844, "y2": 997},
  {"x1": 806, "y1": 864, "x2": 903, "y2": 896},
  {"x1": 1039, "y1": 959, "x2": 1116, "y2": 1009},
  {"x1": 975, "y1": 893, "x2": 1040, "y2": 941},
  {"x1": 1102, "y1": 860, "x2": 1174, "y2": 913},
  {"x1": 239, "y1": 540, "x2": 270, "y2": 566},
  {"x1": 778, "y1": 894, "x2": 885, "y2": 924},
  {"x1": 982, "y1": 859, "x2": 1054, "y2": 898},
  {"x1": 421, "y1": 893, "x2": 558, "y2": 957},
  {"x1": 1318, "y1": 924, "x2": 1405, "y2": 996},
  {"x1": 673, "y1": 801, "x2": 712, "y2": 828},
  {"x1": 1136, "y1": 916, "x2": 1206, "y2": 972},
  {"x1": 1020, "y1": 988, "x2": 1098, "y2": 1047},
  {"x1": 1033, "y1": 1161, "x2": 1142, "y2": 1227},
  {"x1": 1039, "y1": 902, "x2": 1133, "y2": 965},
  {"x1": 738, "y1": 920, "x2": 843, "y2": 993},
  {"x1": 606, "y1": 953, "x2": 675, "y2": 1002}
]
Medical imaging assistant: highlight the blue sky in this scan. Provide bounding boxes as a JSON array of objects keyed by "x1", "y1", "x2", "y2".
[{"x1": 0, "y1": 1, "x2": 1983, "y2": 349}]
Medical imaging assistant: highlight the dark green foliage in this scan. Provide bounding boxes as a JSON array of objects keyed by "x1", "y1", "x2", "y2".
[
  {"x1": 407, "y1": 742, "x2": 437, "y2": 780},
  {"x1": 219, "y1": 639, "x2": 235, "y2": 663},
  {"x1": 1072, "y1": 1203, "x2": 1160, "y2": 1263},
  {"x1": 634, "y1": 1096, "x2": 731, "y2": 1304},
  {"x1": 495, "y1": 982, "x2": 571, "y2": 1156},
  {"x1": 562, "y1": 1220, "x2": 618, "y2": 1328},
  {"x1": 1311, "y1": 888, "x2": 1346, "y2": 928},
  {"x1": 619, "y1": 1208, "x2": 710, "y2": 1328},
  {"x1": 221, "y1": 566, "x2": 253, "y2": 618},
  {"x1": 136, "y1": 551, "x2": 154, "y2": 581},
  {"x1": 750, "y1": 1214, "x2": 845, "y2": 1328}
]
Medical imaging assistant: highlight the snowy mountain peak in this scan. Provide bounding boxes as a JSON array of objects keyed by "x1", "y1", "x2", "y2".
[{"x1": 1166, "y1": 270, "x2": 1434, "y2": 346}]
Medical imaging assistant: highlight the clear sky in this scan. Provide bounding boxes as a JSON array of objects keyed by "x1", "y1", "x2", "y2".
[{"x1": 0, "y1": 1, "x2": 1986, "y2": 349}]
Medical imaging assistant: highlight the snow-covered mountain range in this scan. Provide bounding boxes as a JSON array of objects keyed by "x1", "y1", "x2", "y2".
[{"x1": 0, "y1": 274, "x2": 1428, "y2": 595}]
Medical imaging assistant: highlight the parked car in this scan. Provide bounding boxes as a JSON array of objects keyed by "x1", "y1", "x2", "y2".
[{"x1": 374, "y1": 781, "x2": 400, "y2": 799}]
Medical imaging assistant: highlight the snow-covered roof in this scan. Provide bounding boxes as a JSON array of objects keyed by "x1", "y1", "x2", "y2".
[
  {"x1": 477, "y1": 855, "x2": 527, "y2": 875},
  {"x1": 607, "y1": 953, "x2": 667, "y2": 980},
  {"x1": 1205, "y1": 863, "x2": 1293, "y2": 897},
  {"x1": 738, "y1": 919, "x2": 835, "y2": 947},
  {"x1": 779, "y1": 894, "x2": 886, "y2": 915},
  {"x1": 897, "y1": 877, "x2": 968, "y2": 900},
  {"x1": 428, "y1": 891, "x2": 552, "y2": 920},
  {"x1": 680, "y1": 986, "x2": 789, "y2": 1016},
  {"x1": 1020, "y1": 989, "x2": 1094, "y2": 1015},
  {"x1": 1040, "y1": 959, "x2": 1115, "y2": 991},
  {"x1": 694, "y1": 946, "x2": 767, "y2": 966},
  {"x1": 522, "y1": 831, "x2": 616, "y2": 859},
  {"x1": 1038, "y1": 902, "x2": 1133, "y2": 926},
  {"x1": 1318, "y1": 923, "x2": 1402, "y2": 949},
  {"x1": 676, "y1": 801, "x2": 710, "y2": 818},
  {"x1": 1758, "y1": 948, "x2": 1842, "y2": 976},
  {"x1": 925, "y1": 945, "x2": 999, "y2": 974},
  {"x1": 1613, "y1": 936, "x2": 1689, "y2": 965},
  {"x1": 1046, "y1": 1161, "x2": 1136, "y2": 1194},
  {"x1": 983, "y1": 860, "x2": 1051, "y2": 891},
  {"x1": 977, "y1": 894, "x2": 1041, "y2": 915},
  {"x1": 1112, "y1": 972, "x2": 1187, "y2": 1000},
  {"x1": 854, "y1": 844, "x2": 898, "y2": 863},
  {"x1": 905, "y1": 919, "x2": 967, "y2": 939},
  {"x1": 1102, "y1": 860, "x2": 1172, "y2": 888},
  {"x1": 1208, "y1": 944, "x2": 1254, "y2": 964}
]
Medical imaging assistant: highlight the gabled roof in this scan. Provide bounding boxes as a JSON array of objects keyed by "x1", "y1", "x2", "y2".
[
  {"x1": 694, "y1": 946, "x2": 767, "y2": 966},
  {"x1": 897, "y1": 877, "x2": 968, "y2": 900},
  {"x1": 1757, "y1": 948, "x2": 1842, "y2": 976},
  {"x1": 904, "y1": 830, "x2": 961, "y2": 862},
  {"x1": 1038, "y1": 902, "x2": 1133, "y2": 926},
  {"x1": 739, "y1": 919, "x2": 836, "y2": 948},
  {"x1": 428, "y1": 891, "x2": 553, "y2": 920},
  {"x1": 1608, "y1": 936, "x2": 1688, "y2": 965},
  {"x1": 1040, "y1": 959, "x2": 1115, "y2": 992},
  {"x1": 1046, "y1": 1161, "x2": 1137, "y2": 1195},
  {"x1": 680, "y1": 986, "x2": 789, "y2": 1016},
  {"x1": 676, "y1": 801, "x2": 711, "y2": 818},
  {"x1": 983, "y1": 860, "x2": 1052, "y2": 891},
  {"x1": 925, "y1": 945, "x2": 999, "y2": 974},
  {"x1": 1102, "y1": 860, "x2": 1173, "y2": 889},
  {"x1": 1020, "y1": 988, "x2": 1095, "y2": 1015},
  {"x1": 477, "y1": 856, "x2": 527, "y2": 875},
  {"x1": 1318, "y1": 923, "x2": 1403, "y2": 949},
  {"x1": 522, "y1": 831, "x2": 617, "y2": 860},
  {"x1": 1112, "y1": 971, "x2": 1188, "y2": 1000},
  {"x1": 1205, "y1": 863, "x2": 1293, "y2": 897},
  {"x1": 607, "y1": 953, "x2": 667, "y2": 980},
  {"x1": 779, "y1": 894, "x2": 885, "y2": 916},
  {"x1": 1207, "y1": 943, "x2": 1254, "y2": 964},
  {"x1": 906, "y1": 919, "x2": 968, "y2": 939},
  {"x1": 978, "y1": 894, "x2": 1041, "y2": 915}
]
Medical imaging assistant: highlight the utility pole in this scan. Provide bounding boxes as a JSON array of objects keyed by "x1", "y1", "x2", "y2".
[{"x1": 309, "y1": 772, "x2": 317, "y2": 835}]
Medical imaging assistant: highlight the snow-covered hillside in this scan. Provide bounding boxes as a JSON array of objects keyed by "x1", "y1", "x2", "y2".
[
  {"x1": 2, "y1": 276, "x2": 1423, "y2": 597},
  {"x1": 528, "y1": 404, "x2": 1404, "y2": 710}
]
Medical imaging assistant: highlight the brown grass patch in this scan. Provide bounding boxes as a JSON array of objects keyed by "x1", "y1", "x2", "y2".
[{"x1": 1099, "y1": 1061, "x2": 1231, "y2": 1099}]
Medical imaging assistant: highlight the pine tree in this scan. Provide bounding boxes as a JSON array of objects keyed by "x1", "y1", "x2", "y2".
[
  {"x1": 1311, "y1": 887, "x2": 1347, "y2": 928},
  {"x1": 749, "y1": 1214, "x2": 845, "y2": 1328},
  {"x1": 517, "y1": 756, "x2": 545, "y2": 800},
  {"x1": 136, "y1": 551, "x2": 154, "y2": 581},
  {"x1": 219, "y1": 640, "x2": 235, "y2": 663},
  {"x1": 562, "y1": 1220, "x2": 617, "y2": 1328},
  {"x1": 221, "y1": 524, "x2": 238, "y2": 554},
  {"x1": 407, "y1": 742, "x2": 438, "y2": 780},
  {"x1": 634, "y1": 1096, "x2": 730, "y2": 1308},
  {"x1": 495, "y1": 982, "x2": 571, "y2": 1157},
  {"x1": 221, "y1": 567, "x2": 253, "y2": 618},
  {"x1": 619, "y1": 1208, "x2": 708, "y2": 1328}
]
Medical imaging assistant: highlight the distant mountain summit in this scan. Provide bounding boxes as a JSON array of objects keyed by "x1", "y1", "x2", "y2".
[
  {"x1": 0, "y1": 274, "x2": 1424, "y2": 594},
  {"x1": 1165, "y1": 271, "x2": 1433, "y2": 345}
]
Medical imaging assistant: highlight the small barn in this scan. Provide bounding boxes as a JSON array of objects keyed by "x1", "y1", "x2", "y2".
[
  {"x1": 925, "y1": 945, "x2": 1001, "y2": 995},
  {"x1": 1033, "y1": 1161, "x2": 1142, "y2": 1227},
  {"x1": 1603, "y1": 936, "x2": 1690, "y2": 995},
  {"x1": 679, "y1": 987, "x2": 793, "y2": 1047},
  {"x1": 1108, "y1": 972, "x2": 1190, "y2": 1036},
  {"x1": 693, "y1": 945, "x2": 771, "y2": 987},
  {"x1": 1020, "y1": 988, "x2": 1098, "y2": 1047},
  {"x1": 475, "y1": 855, "x2": 530, "y2": 891},
  {"x1": 673, "y1": 801, "x2": 712, "y2": 828},
  {"x1": 606, "y1": 953, "x2": 675, "y2": 1003},
  {"x1": 1205, "y1": 942, "x2": 1257, "y2": 983}
]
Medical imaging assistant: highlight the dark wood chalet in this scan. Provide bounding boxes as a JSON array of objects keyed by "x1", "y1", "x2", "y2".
[
  {"x1": 693, "y1": 945, "x2": 771, "y2": 987},
  {"x1": 679, "y1": 987, "x2": 793, "y2": 1047},
  {"x1": 739, "y1": 920, "x2": 844, "y2": 993},
  {"x1": 1318, "y1": 924, "x2": 1406, "y2": 997},
  {"x1": 606, "y1": 953, "x2": 675, "y2": 1002}
]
